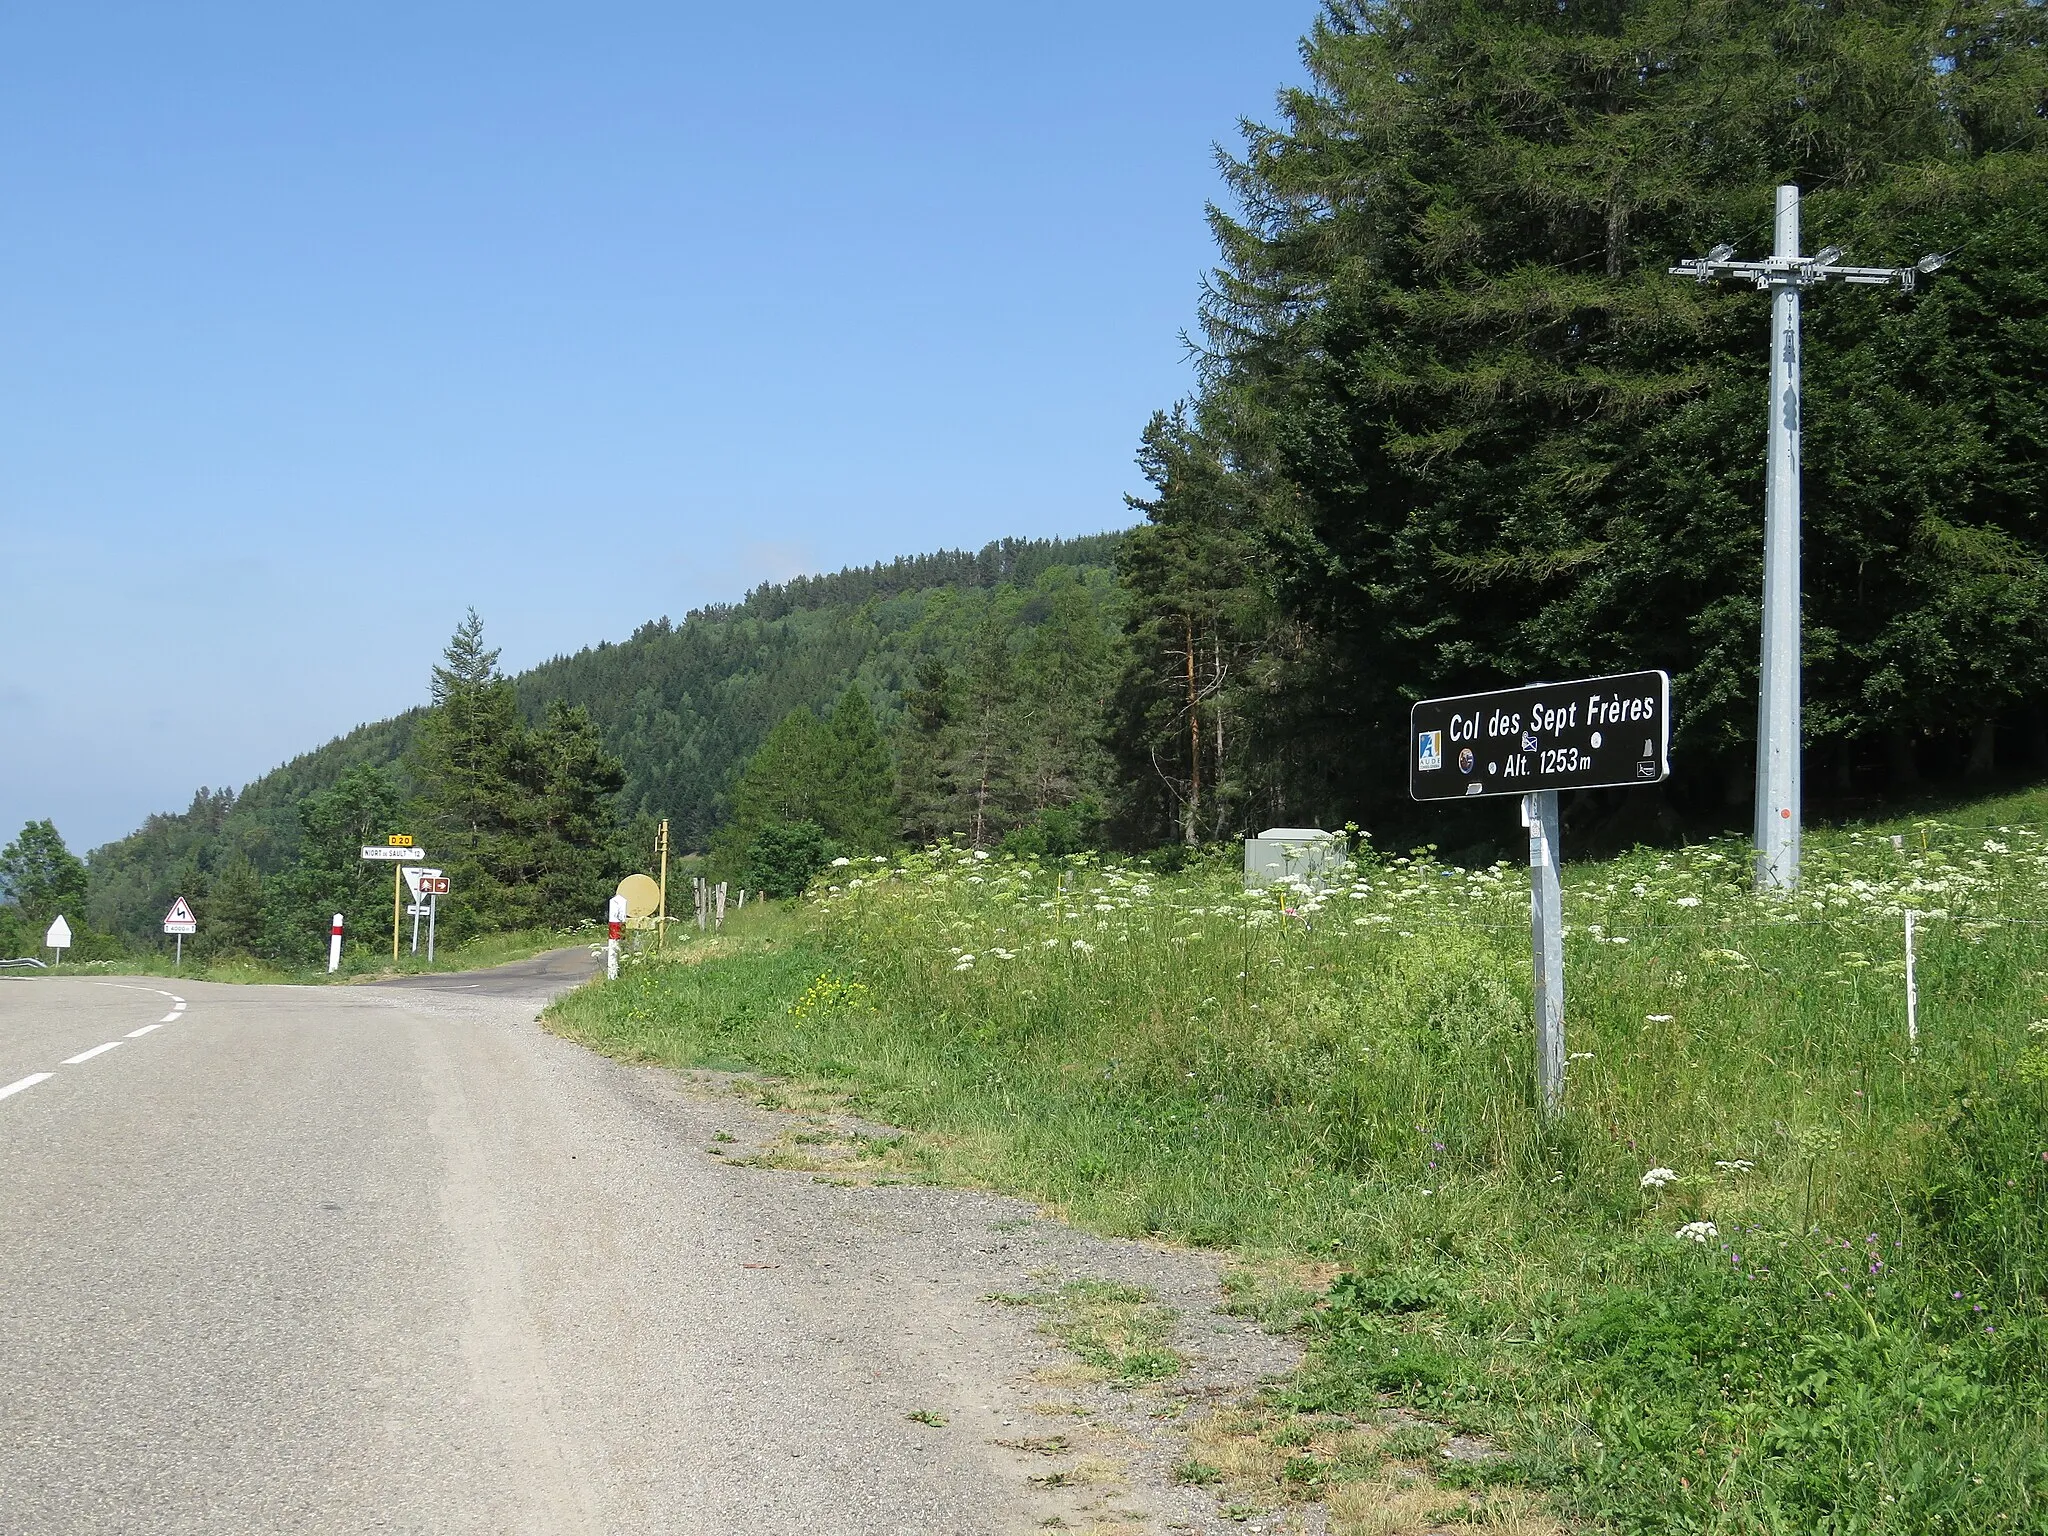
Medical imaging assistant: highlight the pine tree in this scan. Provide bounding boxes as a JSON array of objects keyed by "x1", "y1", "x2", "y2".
[
  {"x1": 1123, "y1": 0, "x2": 2048, "y2": 827},
  {"x1": 202, "y1": 854, "x2": 264, "y2": 957},
  {"x1": 822, "y1": 686, "x2": 896, "y2": 852},
  {"x1": 718, "y1": 708, "x2": 835, "y2": 869},
  {"x1": 411, "y1": 611, "x2": 535, "y2": 932},
  {"x1": 524, "y1": 701, "x2": 628, "y2": 921},
  {"x1": 896, "y1": 655, "x2": 965, "y2": 844},
  {"x1": 961, "y1": 608, "x2": 1018, "y2": 848}
]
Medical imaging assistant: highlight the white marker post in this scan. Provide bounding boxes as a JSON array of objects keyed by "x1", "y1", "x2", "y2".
[
  {"x1": 328, "y1": 913, "x2": 344, "y2": 974},
  {"x1": 163, "y1": 896, "x2": 197, "y2": 970},
  {"x1": 606, "y1": 893, "x2": 627, "y2": 980},
  {"x1": 45, "y1": 915, "x2": 71, "y2": 969},
  {"x1": 1904, "y1": 909, "x2": 1920, "y2": 1052}
]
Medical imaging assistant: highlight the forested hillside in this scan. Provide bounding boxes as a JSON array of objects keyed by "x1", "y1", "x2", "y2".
[
  {"x1": 74, "y1": 534, "x2": 1124, "y2": 950},
  {"x1": 25, "y1": 1, "x2": 2048, "y2": 965}
]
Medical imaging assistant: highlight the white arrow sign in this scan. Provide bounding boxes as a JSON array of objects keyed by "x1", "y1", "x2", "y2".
[
  {"x1": 163, "y1": 896, "x2": 197, "y2": 935},
  {"x1": 45, "y1": 915, "x2": 71, "y2": 950},
  {"x1": 361, "y1": 846, "x2": 426, "y2": 861}
]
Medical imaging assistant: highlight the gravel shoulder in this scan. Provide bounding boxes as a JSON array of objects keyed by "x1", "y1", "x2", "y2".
[{"x1": 373, "y1": 970, "x2": 1315, "y2": 1535}]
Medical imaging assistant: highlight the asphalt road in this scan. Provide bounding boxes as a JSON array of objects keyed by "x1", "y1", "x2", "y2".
[{"x1": 0, "y1": 957, "x2": 1290, "y2": 1535}]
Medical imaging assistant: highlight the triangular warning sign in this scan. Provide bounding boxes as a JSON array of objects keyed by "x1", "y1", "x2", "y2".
[{"x1": 165, "y1": 897, "x2": 196, "y2": 925}]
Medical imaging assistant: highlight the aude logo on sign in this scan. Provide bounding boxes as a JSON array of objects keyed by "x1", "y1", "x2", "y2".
[{"x1": 1409, "y1": 671, "x2": 1671, "y2": 802}]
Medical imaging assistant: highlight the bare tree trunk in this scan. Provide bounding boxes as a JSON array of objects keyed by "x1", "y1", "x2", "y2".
[
  {"x1": 2026, "y1": 704, "x2": 2048, "y2": 769},
  {"x1": 971, "y1": 710, "x2": 994, "y2": 848},
  {"x1": 1887, "y1": 730, "x2": 1922, "y2": 789},
  {"x1": 1183, "y1": 616, "x2": 1200, "y2": 846},
  {"x1": 1967, "y1": 719, "x2": 1997, "y2": 782},
  {"x1": 1211, "y1": 629, "x2": 1225, "y2": 787}
]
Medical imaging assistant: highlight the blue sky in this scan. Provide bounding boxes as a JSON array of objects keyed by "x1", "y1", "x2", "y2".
[{"x1": 0, "y1": 2, "x2": 1311, "y2": 853}]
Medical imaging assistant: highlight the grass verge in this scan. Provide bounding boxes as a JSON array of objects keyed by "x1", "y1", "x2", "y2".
[
  {"x1": 10, "y1": 925, "x2": 590, "y2": 986},
  {"x1": 547, "y1": 794, "x2": 2048, "y2": 1533}
]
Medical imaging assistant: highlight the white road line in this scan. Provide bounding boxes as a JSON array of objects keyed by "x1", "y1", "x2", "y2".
[
  {"x1": 0, "y1": 1073, "x2": 53, "y2": 1100},
  {"x1": 62, "y1": 1042, "x2": 121, "y2": 1065},
  {"x1": 170, "y1": 997, "x2": 185, "y2": 1005},
  {"x1": 158, "y1": 1012, "x2": 181, "y2": 1023},
  {"x1": 128, "y1": 1024, "x2": 163, "y2": 1038}
]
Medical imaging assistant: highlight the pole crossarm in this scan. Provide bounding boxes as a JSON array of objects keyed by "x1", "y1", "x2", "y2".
[{"x1": 1669, "y1": 251, "x2": 1945, "y2": 292}]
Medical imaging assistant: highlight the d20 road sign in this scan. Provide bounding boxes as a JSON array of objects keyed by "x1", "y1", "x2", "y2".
[
  {"x1": 402, "y1": 867, "x2": 450, "y2": 898},
  {"x1": 360, "y1": 844, "x2": 426, "y2": 861},
  {"x1": 1410, "y1": 670, "x2": 1670, "y2": 803},
  {"x1": 163, "y1": 896, "x2": 197, "y2": 935}
]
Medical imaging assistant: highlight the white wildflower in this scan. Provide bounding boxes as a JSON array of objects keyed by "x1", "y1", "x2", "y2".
[
  {"x1": 1640, "y1": 1167, "x2": 1680, "y2": 1190},
  {"x1": 830, "y1": 857, "x2": 851, "y2": 867},
  {"x1": 1675, "y1": 1221, "x2": 1718, "y2": 1243},
  {"x1": 1674, "y1": 896, "x2": 1702, "y2": 908},
  {"x1": 1646, "y1": 1014, "x2": 1674, "y2": 1023},
  {"x1": 1568, "y1": 1051, "x2": 1594, "y2": 1062},
  {"x1": 1714, "y1": 1159, "x2": 1755, "y2": 1173}
]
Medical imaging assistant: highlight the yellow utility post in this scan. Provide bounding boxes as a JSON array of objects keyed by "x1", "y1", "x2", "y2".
[
  {"x1": 656, "y1": 820, "x2": 670, "y2": 953},
  {"x1": 387, "y1": 833, "x2": 414, "y2": 962}
]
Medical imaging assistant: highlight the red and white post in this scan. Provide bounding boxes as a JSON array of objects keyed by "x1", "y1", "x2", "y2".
[
  {"x1": 606, "y1": 893, "x2": 626, "y2": 981},
  {"x1": 328, "y1": 913, "x2": 344, "y2": 974}
]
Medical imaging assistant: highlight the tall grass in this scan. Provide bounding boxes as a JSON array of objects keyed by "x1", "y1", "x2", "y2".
[{"x1": 552, "y1": 794, "x2": 2048, "y2": 1533}]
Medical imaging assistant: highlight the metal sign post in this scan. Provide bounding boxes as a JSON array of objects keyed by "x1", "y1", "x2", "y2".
[
  {"x1": 1670, "y1": 188, "x2": 1942, "y2": 891},
  {"x1": 1411, "y1": 670, "x2": 1672, "y2": 1114},
  {"x1": 1523, "y1": 792, "x2": 1565, "y2": 1108},
  {"x1": 163, "y1": 897, "x2": 197, "y2": 970},
  {"x1": 402, "y1": 868, "x2": 449, "y2": 960}
]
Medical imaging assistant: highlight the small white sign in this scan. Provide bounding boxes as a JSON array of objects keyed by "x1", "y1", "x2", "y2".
[
  {"x1": 361, "y1": 845, "x2": 426, "y2": 861},
  {"x1": 163, "y1": 896, "x2": 197, "y2": 935},
  {"x1": 607, "y1": 894, "x2": 629, "y2": 924},
  {"x1": 402, "y1": 866, "x2": 444, "y2": 898},
  {"x1": 45, "y1": 915, "x2": 71, "y2": 950}
]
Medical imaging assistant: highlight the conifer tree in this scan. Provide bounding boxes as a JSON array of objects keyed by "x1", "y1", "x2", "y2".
[
  {"x1": 961, "y1": 608, "x2": 1018, "y2": 848},
  {"x1": 1122, "y1": 0, "x2": 2048, "y2": 829},
  {"x1": 896, "y1": 655, "x2": 965, "y2": 844},
  {"x1": 202, "y1": 853, "x2": 265, "y2": 957},
  {"x1": 822, "y1": 686, "x2": 896, "y2": 852}
]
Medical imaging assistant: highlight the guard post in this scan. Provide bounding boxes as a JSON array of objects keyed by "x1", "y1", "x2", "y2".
[{"x1": 1411, "y1": 670, "x2": 1671, "y2": 1114}]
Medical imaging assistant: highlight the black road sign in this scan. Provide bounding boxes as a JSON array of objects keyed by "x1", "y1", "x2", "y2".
[{"x1": 1410, "y1": 671, "x2": 1670, "y2": 801}]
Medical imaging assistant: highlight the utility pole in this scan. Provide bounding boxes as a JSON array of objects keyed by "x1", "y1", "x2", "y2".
[
  {"x1": 655, "y1": 819, "x2": 670, "y2": 955},
  {"x1": 1671, "y1": 186, "x2": 1943, "y2": 891}
]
